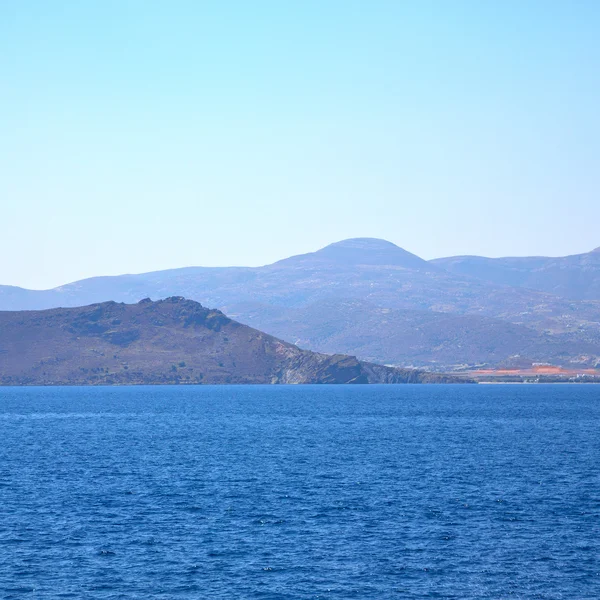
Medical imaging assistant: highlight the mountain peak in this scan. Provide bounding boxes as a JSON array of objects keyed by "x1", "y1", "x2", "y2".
[
  {"x1": 323, "y1": 238, "x2": 402, "y2": 251},
  {"x1": 313, "y1": 238, "x2": 431, "y2": 269},
  {"x1": 592, "y1": 246, "x2": 600, "y2": 254},
  {"x1": 271, "y1": 237, "x2": 433, "y2": 270}
]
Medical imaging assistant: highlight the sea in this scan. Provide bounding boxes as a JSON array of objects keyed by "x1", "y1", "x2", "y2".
[{"x1": 1, "y1": 384, "x2": 599, "y2": 599}]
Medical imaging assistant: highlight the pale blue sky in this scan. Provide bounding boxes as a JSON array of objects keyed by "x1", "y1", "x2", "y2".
[{"x1": 1, "y1": 0, "x2": 599, "y2": 289}]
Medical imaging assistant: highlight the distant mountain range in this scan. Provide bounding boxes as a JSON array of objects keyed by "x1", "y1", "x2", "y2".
[
  {"x1": 1, "y1": 238, "x2": 599, "y2": 371},
  {"x1": 0, "y1": 297, "x2": 463, "y2": 385},
  {"x1": 432, "y1": 247, "x2": 600, "y2": 301}
]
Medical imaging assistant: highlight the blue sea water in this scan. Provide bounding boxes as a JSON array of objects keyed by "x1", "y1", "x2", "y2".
[{"x1": 0, "y1": 384, "x2": 599, "y2": 599}]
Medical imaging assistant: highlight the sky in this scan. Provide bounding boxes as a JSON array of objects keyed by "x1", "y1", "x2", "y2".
[{"x1": 1, "y1": 0, "x2": 599, "y2": 289}]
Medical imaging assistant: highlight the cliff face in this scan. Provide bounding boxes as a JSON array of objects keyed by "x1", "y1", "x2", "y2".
[{"x1": 0, "y1": 297, "x2": 468, "y2": 386}]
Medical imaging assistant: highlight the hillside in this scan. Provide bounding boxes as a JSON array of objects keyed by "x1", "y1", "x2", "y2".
[
  {"x1": 228, "y1": 299, "x2": 600, "y2": 370},
  {"x1": 1, "y1": 238, "x2": 600, "y2": 371},
  {"x1": 0, "y1": 297, "x2": 465, "y2": 385},
  {"x1": 432, "y1": 247, "x2": 600, "y2": 301}
]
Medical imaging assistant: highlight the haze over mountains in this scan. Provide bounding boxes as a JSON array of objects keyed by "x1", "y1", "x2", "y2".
[{"x1": 2, "y1": 238, "x2": 600, "y2": 371}]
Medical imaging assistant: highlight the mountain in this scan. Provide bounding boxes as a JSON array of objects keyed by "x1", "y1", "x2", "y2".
[
  {"x1": 0, "y1": 238, "x2": 441, "y2": 310},
  {"x1": 432, "y1": 247, "x2": 600, "y2": 301},
  {"x1": 1, "y1": 238, "x2": 600, "y2": 371},
  {"x1": 230, "y1": 299, "x2": 600, "y2": 370},
  {"x1": 0, "y1": 297, "x2": 465, "y2": 385},
  {"x1": 272, "y1": 237, "x2": 434, "y2": 270}
]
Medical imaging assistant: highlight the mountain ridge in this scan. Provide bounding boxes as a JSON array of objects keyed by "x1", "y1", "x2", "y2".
[
  {"x1": 3, "y1": 237, "x2": 599, "y2": 295},
  {"x1": 432, "y1": 247, "x2": 600, "y2": 301}
]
